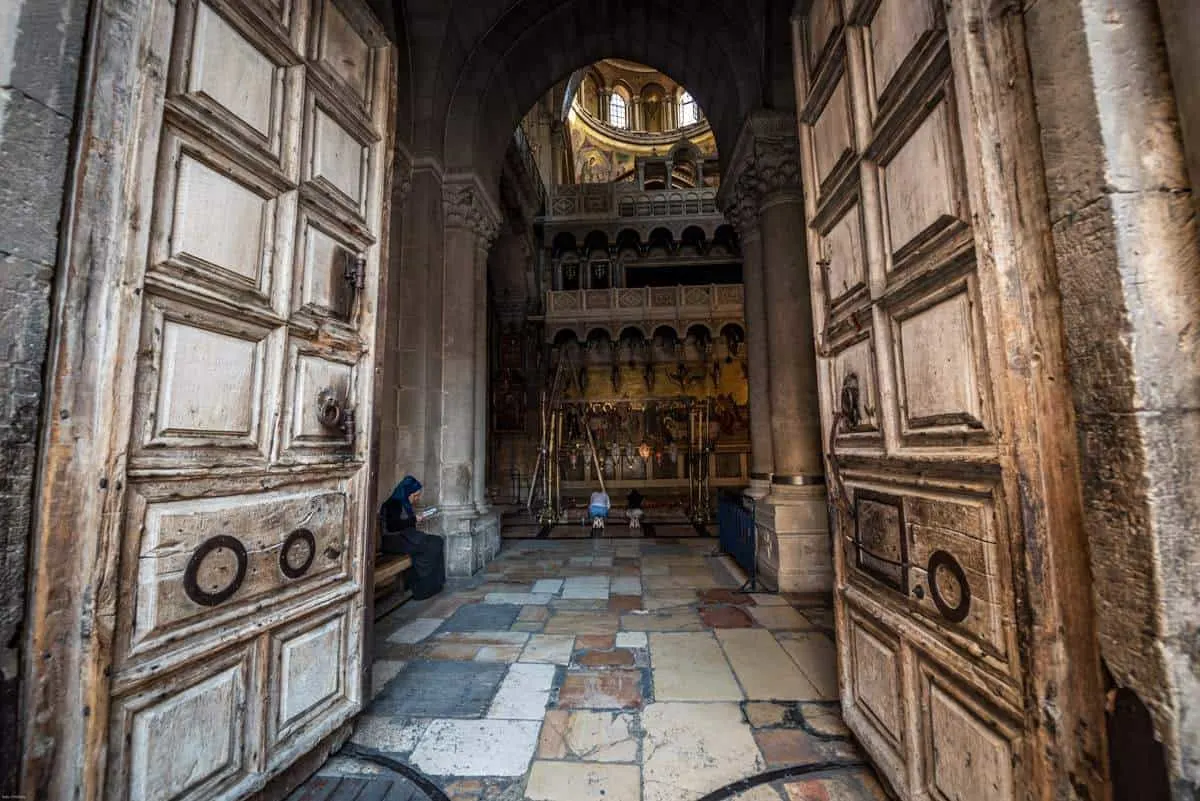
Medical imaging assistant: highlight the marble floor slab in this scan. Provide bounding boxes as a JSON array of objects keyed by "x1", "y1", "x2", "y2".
[
  {"x1": 488, "y1": 663, "x2": 558, "y2": 719},
  {"x1": 520, "y1": 634, "x2": 576, "y2": 664},
  {"x1": 650, "y1": 632, "x2": 744, "y2": 701},
  {"x1": 300, "y1": 537, "x2": 885, "y2": 801},
  {"x1": 641, "y1": 702, "x2": 765, "y2": 801},
  {"x1": 408, "y1": 719, "x2": 541, "y2": 777}
]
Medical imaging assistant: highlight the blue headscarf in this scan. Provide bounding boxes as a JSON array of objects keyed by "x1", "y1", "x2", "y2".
[{"x1": 390, "y1": 475, "x2": 422, "y2": 517}]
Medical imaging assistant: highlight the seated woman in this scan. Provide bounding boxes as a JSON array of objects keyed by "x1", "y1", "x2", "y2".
[
  {"x1": 588, "y1": 488, "x2": 611, "y2": 529},
  {"x1": 379, "y1": 475, "x2": 445, "y2": 600}
]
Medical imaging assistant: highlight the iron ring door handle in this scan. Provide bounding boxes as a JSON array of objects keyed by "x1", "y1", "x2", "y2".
[{"x1": 317, "y1": 388, "x2": 356, "y2": 441}]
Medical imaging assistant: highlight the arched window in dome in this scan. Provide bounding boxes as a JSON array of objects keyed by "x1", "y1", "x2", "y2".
[
  {"x1": 609, "y1": 93, "x2": 628, "y2": 128},
  {"x1": 679, "y1": 91, "x2": 699, "y2": 126}
]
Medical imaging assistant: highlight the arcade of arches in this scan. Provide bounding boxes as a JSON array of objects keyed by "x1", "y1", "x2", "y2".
[{"x1": 2, "y1": 1, "x2": 1199, "y2": 800}]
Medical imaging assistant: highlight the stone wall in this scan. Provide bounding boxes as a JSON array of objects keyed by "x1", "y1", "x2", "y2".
[
  {"x1": 1026, "y1": 1, "x2": 1200, "y2": 795},
  {"x1": 0, "y1": 0, "x2": 89, "y2": 791}
]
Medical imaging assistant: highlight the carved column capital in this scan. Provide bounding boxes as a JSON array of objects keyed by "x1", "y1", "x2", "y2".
[
  {"x1": 723, "y1": 174, "x2": 764, "y2": 242},
  {"x1": 444, "y1": 180, "x2": 502, "y2": 247},
  {"x1": 748, "y1": 135, "x2": 802, "y2": 200},
  {"x1": 391, "y1": 145, "x2": 414, "y2": 206},
  {"x1": 717, "y1": 110, "x2": 803, "y2": 225}
]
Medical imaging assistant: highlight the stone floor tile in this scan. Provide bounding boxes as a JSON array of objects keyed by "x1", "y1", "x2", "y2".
[
  {"x1": 556, "y1": 669, "x2": 644, "y2": 709},
  {"x1": 643, "y1": 574, "x2": 716, "y2": 591},
  {"x1": 784, "y1": 775, "x2": 878, "y2": 801},
  {"x1": 537, "y1": 709, "x2": 571, "y2": 759},
  {"x1": 778, "y1": 633, "x2": 840, "y2": 699},
  {"x1": 743, "y1": 701, "x2": 790, "y2": 728},
  {"x1": 419, "y1": 596, "x2": 471, "y2": 618},
  {"x1": 650, "y1": 632, "x2": 743, "y2": 702},
  {"x1": 536, "y1": 710, "x2": 640, "y2": 762},
  {"x1": 784, "y1": 592, "x2": 834, "y2": 608},
  {"x1": 749, "y1": 604, "x2": 812, "y2": 630},
  {"x1": 441, "y1": 777, "x2": 523, "y2": 801},
  {"x1": 700, "y1": 605, "x2": 756, "y2": 628},
  {"x1": 438, "y1": 603, "x2": 523, "y2": 632},
  {"x1": 520, "y1": 634, "x2": 575, "y2": 664},
  {"x1": 370, "y1": 661, "x2": 507, "y2": 718},
  {"x1": 755, "y1": 728, "x2": 822, "y2": 765},
  {"x1": 544, "y1": 610, "x2": 620, "y2": 635},
  {"x1": 717, "y1": 629, "x2": 824, "y2": 701},
  {"x1": 512, "y1": 621, "x2": 546, "y2": 633},
  {"x1": 518, "y1": 605, "x2": 551, "y2": 622},
  {"x1": 408, "y1": 719, "x2": 541, "y2": 777},
  {"x1": 565, "y1": 575, "x2": 610, "y2": 586},
  {"x1": 615, "y1": 631, "x2": 648, "y2": 649},
  {"x1": 370, "y1": 660, "x2": 406, "y2": 697},
  {"x1": 611, "y1": 576, "x2": 643, "y2": 595},
  {"x1": 576, "y1": 648, "x2": 636, "y2": 668},
  {"x1": 387, "y1": 618, "x2": 443, "y2": 644},
  {"x1": 425, "y1": 643, "x2": 481, "y2": 661},
  {"x1": 489, "y1": 662, "x2": 557, "y2": 719},
  {"x1": 699, "y1": 588, "x2": 757, "y2": 605},
  {"x1": 799, "y1": 703, "x2": 851, "y2": 737},
  {"x1": 524, "y1": 761, "x2": 641, "y2": 801},
  {"x1": 641, "y1": 702, "x2": 765, "y2": 801},
  {"x1": 436, "y1": 631, "x2": 530, "y2": 646},
  {"x1": 576, "y1": 634, "x2": 616, "y2": 651},
  {"x1": 532, "y1": 579, "x2": 564, "y2": 594},
  {"x1": 551, "y1": 598, "x2": 612, "y2": 611},
  {"x1": 562, "y1": 585, "x2": 610, "y2": 600},
  {"x1": 474, "y1": 644, "x2": 524, "y2": 662},
  {"x1": 349, "y1": 715, "x2": 429, "y2": 754},
  {"x1": 484, "y1": 592, "x2": 555, "y2": 605},
  {"x1": 607, "y1": 594, "x2": 644, "y2": 613},
  {"x1": 750, "y1": 593, "x2": 791, "y2": 606},
  {"x1": 640, "y1": 592, "x2": 699, "y2": 611},
  {"x1": 621, "y1": 608, "x2": 705, "y2": 631}
]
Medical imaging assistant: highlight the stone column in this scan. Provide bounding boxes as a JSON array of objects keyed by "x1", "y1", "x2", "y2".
[
  {"x1": 720, "y1": 111, "x2": 830, "y2": 593},
  {"x1": 725, "y1": 179, "x2": 773, "y2": 499},
  {"x1": 440, "y1": 178, "x2": 500, "y2": 576},
  {"x1": 473, "y1": 228, "x2": 495, "y2": 514}
]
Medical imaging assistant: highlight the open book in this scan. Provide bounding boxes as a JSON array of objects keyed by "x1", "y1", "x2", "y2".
[{"x1": 416, "y1": 506, "x2": 439, "y2": 522}]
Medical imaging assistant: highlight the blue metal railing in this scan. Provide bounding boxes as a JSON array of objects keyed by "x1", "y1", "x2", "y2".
[{"x1": 718, "y1": 492, "x2": 758, "y2": 584}]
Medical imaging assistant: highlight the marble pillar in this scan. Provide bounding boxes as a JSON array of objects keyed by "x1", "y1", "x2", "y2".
[
  {"x1": 719, "y1": 111, "x2": 831, "y2": 593},
  {"x1": 439, "y1": 177, "x2": 501, "y2": 576}
]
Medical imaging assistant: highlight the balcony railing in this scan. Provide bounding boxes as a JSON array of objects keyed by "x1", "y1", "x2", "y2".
[
  {"x1": 544, "y1": 183, "x2": 721, "y2": 221},
  {"x1": 544, "y1": 284, "x2": 744, "y2": 329}
]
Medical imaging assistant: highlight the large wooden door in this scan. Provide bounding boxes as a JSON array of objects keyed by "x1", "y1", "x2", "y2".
[
  {"x1": 69, "y1": 1, "x2": 392, "y2": 798},
  {"x1": 792, "y1": 1, "x2": 1104, "y2": 799}
]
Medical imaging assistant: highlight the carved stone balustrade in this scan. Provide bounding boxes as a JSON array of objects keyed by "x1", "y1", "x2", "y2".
[{"x1": 544, "y1": 283, "x2": 744, "y2": 340}]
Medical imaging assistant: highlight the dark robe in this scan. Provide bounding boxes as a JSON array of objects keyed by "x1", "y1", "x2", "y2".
[{"x1": 380, "y1": 498, "x2": 445, "y2": 600}]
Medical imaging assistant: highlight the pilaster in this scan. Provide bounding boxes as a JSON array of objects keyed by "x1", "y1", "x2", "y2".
[{"x1": 439, "y1": 175, "x2": 501, "y2": 576}]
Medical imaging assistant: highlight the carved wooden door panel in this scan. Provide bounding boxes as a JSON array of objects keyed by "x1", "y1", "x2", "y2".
[
  {"x1": 99, "y1": 1, "x2": 392, "y2": 799},
  {"x1": 793, "y1": 1, "x2": 1046, "y2": 799}
]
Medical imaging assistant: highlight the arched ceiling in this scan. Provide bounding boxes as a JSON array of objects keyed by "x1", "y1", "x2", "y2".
[{"x1": 392, "y1": 0, "x2": 786, "y2": 189}]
